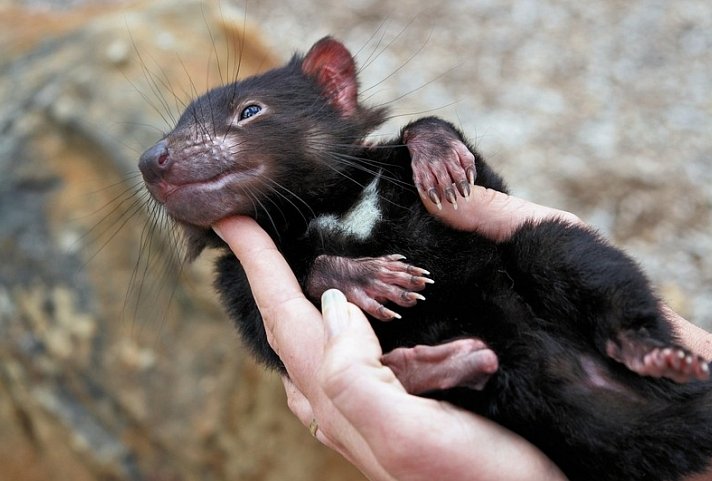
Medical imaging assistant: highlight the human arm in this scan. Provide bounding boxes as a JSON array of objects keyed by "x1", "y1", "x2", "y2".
[{"x1": 213, "y1": 215, "x2": 568, "y2": 481}]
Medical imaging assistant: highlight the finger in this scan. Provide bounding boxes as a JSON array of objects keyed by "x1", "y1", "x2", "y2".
[
  {"x1": 424, "y1": 186, "x2": 583, "y2": 241},
  {"x1": 319, "y1": 290, "x2": 402, "y2": 400},
  {"x1": 282, "y1": 376, "x2": 314, "y2": 425},
  {"x1": 412, "y1": 156, "x2": 438, "y2": 196},
  {"x1": 665, "y1": 304, "x2": 712, "y2": 359},
  {"x1": 213, "y1": 216, "x2": 324, "y2": 394},
  {"x1": 213, "y1": 216, "x2": 306, "y2": 308},
  {"x1": 282, "y1": 376, "x2": 339, "y2": 448},
  {"x1": 321, "y1": 290, "x2": 386, "y2": 358},
  {"x1": 319, "y1": 291, "x2": 567, "y2": 481}
]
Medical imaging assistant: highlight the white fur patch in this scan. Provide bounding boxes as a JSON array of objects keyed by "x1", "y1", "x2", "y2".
[{"x1": 312, "y1": 176, "x2": 381, "y2": 240}]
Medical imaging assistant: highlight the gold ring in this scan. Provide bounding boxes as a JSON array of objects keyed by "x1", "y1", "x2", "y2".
[{"x1": 308, "y1": 418, "x2": 319, "y2": 437}]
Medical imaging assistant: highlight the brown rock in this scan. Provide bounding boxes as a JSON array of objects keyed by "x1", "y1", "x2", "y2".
[{"x1": 0, "y1": 1, "x2": 363, "y2": 480}]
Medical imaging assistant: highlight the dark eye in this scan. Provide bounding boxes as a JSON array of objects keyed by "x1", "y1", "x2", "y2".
[{"x1": 240, "y1": 104, "x2": 262, "y2": 120}]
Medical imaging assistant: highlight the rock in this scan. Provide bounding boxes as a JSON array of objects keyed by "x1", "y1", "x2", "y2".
[{"x1": 0, "y1": 1, "x2": 362, "y2": 480}]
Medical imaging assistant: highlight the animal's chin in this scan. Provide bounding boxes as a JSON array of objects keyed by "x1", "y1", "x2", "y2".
[
  {"x1": 163, "y1": 190, "x2": 254, "y2": 228},
  {"x1": 144, "y1": 168, "x2": 265, "y2": 227}
]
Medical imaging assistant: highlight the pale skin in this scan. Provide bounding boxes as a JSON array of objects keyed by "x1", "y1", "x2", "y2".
[{"x1": 214, "y1": 185, "x2": 712, "y2": 481}]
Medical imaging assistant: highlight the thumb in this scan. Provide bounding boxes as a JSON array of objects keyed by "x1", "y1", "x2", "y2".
[
  {"x1": 321, "y1": 289, "x2": 383, "y2": 361},
  {"x1": 424, "y1": 185, "x2": 582, "y2": 241}
]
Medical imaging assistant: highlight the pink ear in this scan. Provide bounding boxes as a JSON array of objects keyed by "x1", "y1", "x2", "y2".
[{"x1": 302, "y1": 37, "x2": 358, "y2": 116}]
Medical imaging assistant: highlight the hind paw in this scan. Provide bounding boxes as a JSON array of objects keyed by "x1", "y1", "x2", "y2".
[
  {"x1": 606, "y1": 331, "x2": 711, "y2": 383},
  {"x1": 306, "y1": 254, "x2": 433, "y2": 321},
  {"x1": 381, "y1": 338, "x2": 499, "y2": 394},
  {"x1": 639, "y1": 347, "x2": 709, "y2": 383}
]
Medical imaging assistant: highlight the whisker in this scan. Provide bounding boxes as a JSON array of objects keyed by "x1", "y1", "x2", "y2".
[
  {"x1": 250, "y1": 186, "x2": 282, "y2": 240},
  {"x1": 73, "y1": 182, "x2": 147, "y2": 258},
  {"x1": 128, "y1": 29, "x2": 179, "y2": 128},
  {"x1": 365, "y1": 64, "x2": 459, "y2": 110},
  {"x1": 382, "y1": 102, "x2": 459, "y2": 122},
  {"x1": 203, "y1": 4, "x2": 224, "y2": 88},
  {"x1": 358, "y1": 14, "x2": 423, "y2": 77},
  {"x1": 261, "y1": 178, "x2": 315, "y2": 227}
]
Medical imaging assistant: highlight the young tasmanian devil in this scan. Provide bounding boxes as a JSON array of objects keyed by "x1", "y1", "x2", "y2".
[{"x1": 138, "y1": 37, "x2": 712, "y2": 481}]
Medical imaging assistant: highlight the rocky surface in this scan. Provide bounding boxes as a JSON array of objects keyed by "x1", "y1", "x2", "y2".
[
  {"x1": 0, "y1": 1, "x2": 360, "y2": 480},
  {"x1": 1, "y1": 1, "x2": 711, "y2": 480}
]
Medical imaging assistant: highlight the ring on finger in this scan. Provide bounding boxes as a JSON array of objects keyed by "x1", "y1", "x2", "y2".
[{"x1": 308, "y1": 418, "x2": 319, "y2": 437}]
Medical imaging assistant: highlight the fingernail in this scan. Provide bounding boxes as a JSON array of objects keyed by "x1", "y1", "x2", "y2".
[
  {"x1": 321, "y1": 289, "x2": 349, "y2": 338},
  {"x1": 212, "y1": 225, "x2": 224, "y2": 241}
]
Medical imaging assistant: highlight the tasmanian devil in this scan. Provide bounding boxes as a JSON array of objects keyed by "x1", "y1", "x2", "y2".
[{"x1": 138, "y1": 37, "x2": 712, "y2": 481}]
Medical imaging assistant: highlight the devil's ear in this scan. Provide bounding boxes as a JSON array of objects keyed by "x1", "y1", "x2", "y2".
[{"x1": 301, "y1": 37, "x2": 358, "y2": 116}]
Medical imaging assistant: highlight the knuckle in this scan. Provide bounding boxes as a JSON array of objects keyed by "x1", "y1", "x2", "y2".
[{"x1": 285, "y1": 393, "x2": 302, "y2": 417}]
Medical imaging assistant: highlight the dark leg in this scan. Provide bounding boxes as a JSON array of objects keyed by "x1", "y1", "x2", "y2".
[
  {"x1": 381, "y1": 338, "x2": 499, "y2": 395},
  {"x1": 305, "y1": 254, "x2": 433, "y2": 321}
]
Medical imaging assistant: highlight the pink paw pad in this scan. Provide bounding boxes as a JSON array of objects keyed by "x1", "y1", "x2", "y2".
[{"x1": 382, "y1": 338, "x2": 499, "y2": 395}]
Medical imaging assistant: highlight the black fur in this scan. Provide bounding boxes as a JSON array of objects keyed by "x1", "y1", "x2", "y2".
[{"x1": 141, "y1": 39, "x2": 712, "y2": 481}]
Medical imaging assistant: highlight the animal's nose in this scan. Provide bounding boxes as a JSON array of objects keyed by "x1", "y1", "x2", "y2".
[{"x1": 138, "y1": 139, "x2": 170, "y2": 183}]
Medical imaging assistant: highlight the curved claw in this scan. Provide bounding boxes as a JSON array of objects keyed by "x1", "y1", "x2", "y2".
[
  {"x1": 444, "y1": 186, "x2": 458, "y2": 209},
  {"x1": 427, "y1": 187, "x2": 442, "y2": 210},
  {"x1": 377, "y1": 305, "x2": 401, "y2": 321},
  {"x1": 466, "y1": 165, "x2": 477, "y2": 186},
  {"x1": 457, "y1": 180, "x2": 471, "y2": 199}
]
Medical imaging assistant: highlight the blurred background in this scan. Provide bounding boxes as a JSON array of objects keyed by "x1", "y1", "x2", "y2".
[{"x1": 1, "y1": 0, "x2": 710, "y2": 480}]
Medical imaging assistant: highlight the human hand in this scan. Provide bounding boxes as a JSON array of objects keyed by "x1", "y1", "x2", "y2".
[
  {"x1": 420, "y1": 184, "x2": 583, "y2": 241},
  {"x1": 213, "y1": 216, "x2": 567, "y2": 481}
]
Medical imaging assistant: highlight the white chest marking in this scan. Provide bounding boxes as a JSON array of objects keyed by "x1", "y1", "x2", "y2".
[{"x1": 313, "y1": 176, "x2": 381, "y2": 240}]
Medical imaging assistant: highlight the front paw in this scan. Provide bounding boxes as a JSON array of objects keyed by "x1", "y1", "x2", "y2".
[
  {"x1": 307, "y1": 254, "x2": 433, "y2": 321},
  {"x1": 403, "y1": 118, "x2": 476, "y2": 210}
]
